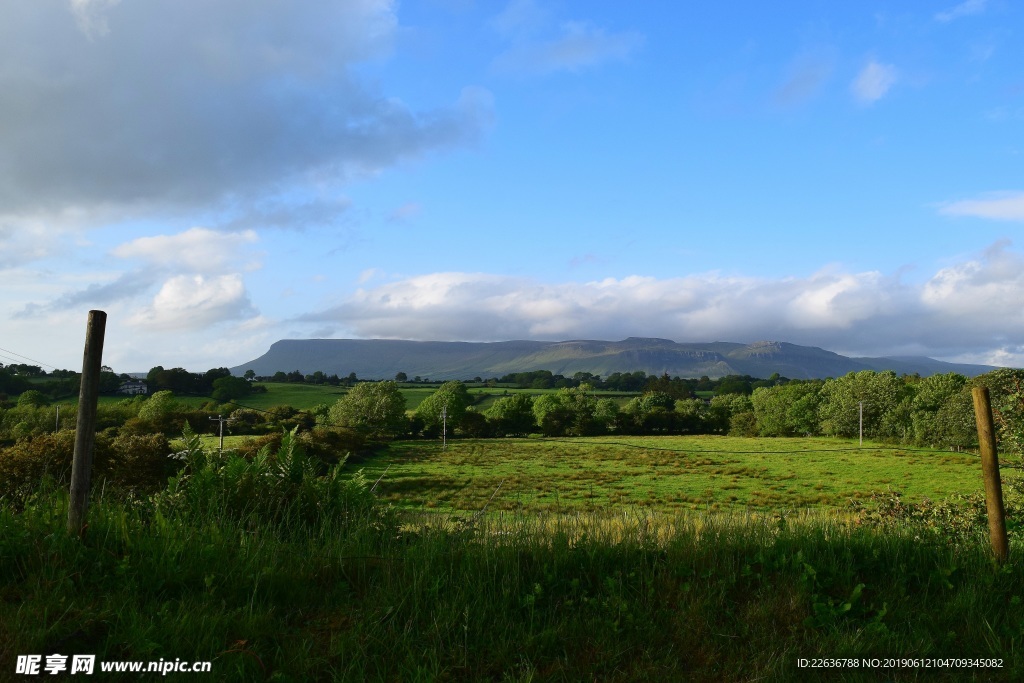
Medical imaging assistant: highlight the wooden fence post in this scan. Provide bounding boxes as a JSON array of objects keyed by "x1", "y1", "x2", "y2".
[
  {"x1": 971, "y1": 386, "x2": 1009, "y2": 563},
  {"x1": 67, "y1": 310, "x2": 107, "y2": 537}
]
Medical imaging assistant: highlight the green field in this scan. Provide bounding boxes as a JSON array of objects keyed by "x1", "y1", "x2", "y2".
[{"x1": 364, "y1": 435, "x2": 1008, "y2": 515}]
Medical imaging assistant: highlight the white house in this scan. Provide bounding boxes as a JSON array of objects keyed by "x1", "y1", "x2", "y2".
[{"x1": 117, "y1": 379, "x2": 149, "y2": 395}]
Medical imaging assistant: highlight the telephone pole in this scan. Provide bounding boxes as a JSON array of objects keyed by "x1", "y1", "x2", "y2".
[
  {"x1": 441, "y1": 405, "x2": 448, "y2": 451},
  {"x1": 209, "y1": 414, "x2": 236, "y2": 455},
  {"x1": 859, "y1": 401, "x2": 863, "y2": 446}
]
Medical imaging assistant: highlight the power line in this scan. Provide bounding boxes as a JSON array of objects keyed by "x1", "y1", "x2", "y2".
[{"x1": 0, "y1": 345, "x2": 61, "y2": 370}]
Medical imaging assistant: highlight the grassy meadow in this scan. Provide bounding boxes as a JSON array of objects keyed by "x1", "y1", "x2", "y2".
[
  {"x1": 4, "y1": 484, "x2": 1021, "y2": 681},
  {"x1": 366, "y1": 436, "x2": 1006, "y2": 517},
  {"x1": 4, "y1": 428, "x2": 1023, "y2": 680}
]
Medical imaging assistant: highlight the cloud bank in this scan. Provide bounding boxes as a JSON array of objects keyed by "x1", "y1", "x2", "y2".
[{"x1": 299, "y1": 243, "x2": 1024, "y2": 366}]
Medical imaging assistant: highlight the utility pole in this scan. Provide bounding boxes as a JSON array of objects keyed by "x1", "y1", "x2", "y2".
[
  {"x1": 55, "y1": 404, "x2": 60, "y2": 433},
  {"x1": 859, "y1": 401, "x2": 863, "y2": 446},
  {"x1": 209, "y1": 414, "x2": 236, "y2": 455},
  {"x1": 441, "y1": 405, "x2": 448, "y2": 451}
]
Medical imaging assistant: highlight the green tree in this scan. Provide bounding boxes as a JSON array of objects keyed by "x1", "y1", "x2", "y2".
[
  {"x1": 487, "y1": 393, "x2": 536, "y2": 436},
  {"x1": 212, "y1": 376, "x2": 253, "y2": 402},
  {"x1": 16, "y1": 390, "x2": 49, "y2": 408},
  {"x1": 327, "y1": 381, "x2": 407, "y2": 439},
  {"x1": 674, "y1": 398, "x2": 710, "y2": 434},
  {"x1": 751, "y1": 382, "x2": 821, "y2": 437},
  {"x1": 416, "y1": 381, "x2": 471, "y2": 434},
  {"x1": 910, "y1": 373, "x2": 967, "y2": 445},
  {"x1": 532, "y1": 385, "x2": 600, "y2": 436},
  {"x1": 593, "y1": 398, "x2": 620, "y2": 433},
  {"x1": 817, "y1": 371, "x2": 905, "y2": 439},
  {"x1": 622, "y1": 391, "x2": 676, "y2": 434},
  {"x1": 976, "y1": 368, "x2": 1024, "y2": 455},
  {"x1": 395, "y1": 372, "x2": 408, "y2": 382},
  {"x1": 138, "y1": 390, "x2": 180, "y2": 431}
]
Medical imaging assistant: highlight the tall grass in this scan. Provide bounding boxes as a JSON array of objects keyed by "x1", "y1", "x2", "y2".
[{"x1": 2, "y1": 436, "x2": 1022, "y2": 681}]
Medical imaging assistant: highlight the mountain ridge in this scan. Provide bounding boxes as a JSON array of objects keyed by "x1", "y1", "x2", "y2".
[{"x1": 230, "y1": 338, "x2": 997, "y2": 380}]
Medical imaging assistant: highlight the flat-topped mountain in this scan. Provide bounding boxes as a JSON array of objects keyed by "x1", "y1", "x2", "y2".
[{"x1": 230, "y1": 338, "x2": 996, "y2": 380}]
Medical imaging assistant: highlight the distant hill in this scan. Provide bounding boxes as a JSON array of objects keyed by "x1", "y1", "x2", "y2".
[{"x1": 230, "y1": 338, "x2": 997, "y2": 380}]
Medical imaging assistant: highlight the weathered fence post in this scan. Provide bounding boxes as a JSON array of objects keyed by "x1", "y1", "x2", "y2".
[
  {"x1": 971, "y1": 386, "x2": 1009, "y2": 563},
  {"x1": 67, "y1": 310, "x2": 107, "y2": 537}
]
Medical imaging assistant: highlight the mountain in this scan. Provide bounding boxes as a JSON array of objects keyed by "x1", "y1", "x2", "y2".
[{"x1": 230, "y1": 338, "x2": 997, "y2": 380}]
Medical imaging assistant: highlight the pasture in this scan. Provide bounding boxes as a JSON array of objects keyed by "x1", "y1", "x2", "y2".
[{"x1": 367, "y1": 435, "x2": 1005, "y2": 515}]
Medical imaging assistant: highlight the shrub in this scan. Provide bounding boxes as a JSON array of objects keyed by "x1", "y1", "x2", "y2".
[
  {"x1": 0, "y1": 431, "x2": 76, "y2": 504},
  {"x1": 155, "y1": 425, "x2": 391, "y2": 532},
  {"x1": 848, "y1": 489, "x2": 1022, "y2": 545},
  {"x1": 105, "y1": 432, "x2": 175, "y2": 493},
  {"x1": 729, "y1": 411, "x2": 758, "y2": 437},
  {"x1": 0, "y1": 429, "x2": 175, "y2": 504}
]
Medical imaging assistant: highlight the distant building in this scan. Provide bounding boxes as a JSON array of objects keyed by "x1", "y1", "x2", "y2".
[{"x1": 117, "y1": 379, "x2": 149, "y2": 395}]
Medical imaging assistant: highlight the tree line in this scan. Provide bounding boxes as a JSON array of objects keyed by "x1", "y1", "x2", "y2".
[
  {"x1": 319, "y1": 369, "x2": 1024, "y2": 454},
  {"x1": 4, "y1": 363, "x2": 1022, "y2": 455}
]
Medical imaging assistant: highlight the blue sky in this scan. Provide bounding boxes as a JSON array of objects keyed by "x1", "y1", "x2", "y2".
[{"x1": 2, "y1": 0, "x2": 1022, "y2": 373}]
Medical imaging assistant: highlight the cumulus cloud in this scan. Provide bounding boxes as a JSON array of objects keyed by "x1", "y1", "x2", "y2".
[
  {"x1": 129, "y1": 274, "x2": 256, "y2": 331},
  {"x1": 851, "y1": 60, "x2": 898, "y2": 104},
  {"x1": 935, "y1": 0, "x2": 987, "y2": 23},
  {"x1": 0, "y1": 1, "x2": 491, "y2": 235},
  {"x1": 939, "y1": 191, "x2": 1024, "y2": 221},
  {"x1": 296, "y1": 243, "x2": 1024, "y2": 365},
  {"x1": 16, "y1": 226, "x2": 261, "y2": 319}
]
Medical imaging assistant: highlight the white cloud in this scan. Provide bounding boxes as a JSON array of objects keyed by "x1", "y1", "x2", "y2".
[
  {"x1": 111, "y1": 227, "x2": 259, "y2": 272},
  {"x1": 851, "y1": 60, "x2": 898, "y2": 104},
  {"x1": 935, "y1": 0, "x2": 987, "y2": 23},
  {"x1": 296, "y1": 243, "x2": 1024, "y2": 365},
  {"x1": 939, "y1": 191, "x2": 1024, "y2": 221},
  {"x1": 129, "y1": 274, "x2": 256, "y2": 331},
  {"x1": 14, "y1": 226, "x2": 261, "y2": 319}
]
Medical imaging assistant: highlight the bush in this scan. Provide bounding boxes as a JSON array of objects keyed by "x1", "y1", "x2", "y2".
[
  {"x1": 0, "y1": 431, "x2": 76, "y2": 503},
  {"x1": 155, "y1": 425, "x2": 391, "y2": 532},
  {"x1": 729, "y1": 411, "x2": 758, "y2": 437},
  {"x1": 848, "y1": 489, "x2": 1019, "y2": 545},
  {"x1": 0, "y1": 430, "x2": 174, "y2": 504},
  {"x1": 105, "y1": 432, "x2": 175, "y2": 493}
]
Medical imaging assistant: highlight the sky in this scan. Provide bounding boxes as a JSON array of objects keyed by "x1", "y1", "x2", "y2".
[{"x1": 1, "y1": 0, "x2": 1023, "y2": 374}]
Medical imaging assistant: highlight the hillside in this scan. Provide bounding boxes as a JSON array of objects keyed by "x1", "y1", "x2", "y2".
[{"x1": 230, "y1": 338, "x2": 997, "y2": 380}]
